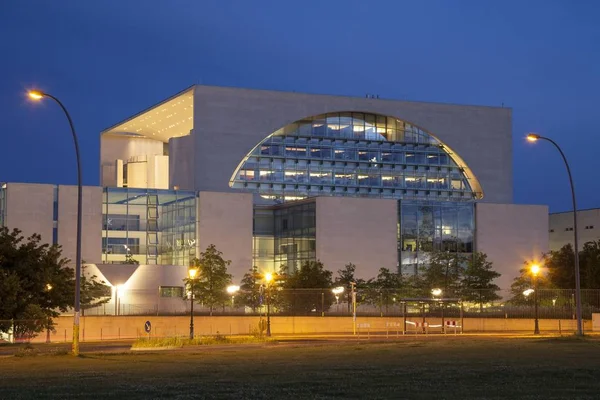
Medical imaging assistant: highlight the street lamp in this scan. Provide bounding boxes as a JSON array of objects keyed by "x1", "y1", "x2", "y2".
[
  {"x1": 227, "y1": 285, "x2": 240, "y2": 309},
  {"x1": 527, "y1": 133, "x2": 583, "y2": 336},
  {"x1": 431, "y1": 288, "x2": 442, "y2": 298},
  {"x1": 332, "y1": 286, "x2": 344, "y2": 304},
  {"x1": 264, "y1": 272, "x2": 273, "y2": 337},
  {"x1": 350, "y1": 282, "x2": 357, "y2": 335},
  {"x1": 531, "y1": 264, "x2": 540, "y2": 334},
  {"x1": 28, "y1": 89, "x2": 83, "y2": 356},
  {"x1": 188, "y1": 267, "x2": 198, "y2": 339}
]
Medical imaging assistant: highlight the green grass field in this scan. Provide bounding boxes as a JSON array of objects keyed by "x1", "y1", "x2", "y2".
[{"x1": 2, "y1": 336, "x2": 600, "y2": 399}]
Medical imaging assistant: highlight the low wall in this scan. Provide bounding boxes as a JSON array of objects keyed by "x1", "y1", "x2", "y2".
[{"x1": 35, "y1": 316, "x2": 592, "y2": 343}]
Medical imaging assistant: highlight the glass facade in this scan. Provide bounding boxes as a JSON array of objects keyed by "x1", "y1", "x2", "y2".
[
  {"x1": 398, "y1": 200, "x2": 474, "y2": 275},
  {"x1": 102, "y1": 188, "x2": 197, "y2": 265},
  {"x1": 253, "y1": 201, "x2": 316, "y2": 273},
  {"x1": 231, "y1": 112, "x2": 480, "y2": 202}
]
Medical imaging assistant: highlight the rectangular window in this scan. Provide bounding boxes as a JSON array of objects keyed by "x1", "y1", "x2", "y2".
[{"x1": 159, "y1": 286, "x2": 184, "y2": 298}]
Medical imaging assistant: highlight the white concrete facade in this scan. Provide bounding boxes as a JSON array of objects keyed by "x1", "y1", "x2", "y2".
[
  {"x1": 2, "y1": 183, "x2": 102, "y2": 265},
  {"x1": 549, "y1": 209, "x2": 600, "y2": 251},
  {"x1": 197, "y1": 191, "x2": 253, "y2": 279},
  {"x1": 315, "y1": 197, "x2": 398, "y2": 280},
  {"x1": 191, "y1": 86, "x2": 512, "y2": 204},
  {"x1": 476, "y1": 203, "x2": 549, "y2": 291}
]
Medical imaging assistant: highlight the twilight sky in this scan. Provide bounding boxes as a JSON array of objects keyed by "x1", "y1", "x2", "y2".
[{"x1": 1, "y1": 0, "x2": 598, "y2": 212}]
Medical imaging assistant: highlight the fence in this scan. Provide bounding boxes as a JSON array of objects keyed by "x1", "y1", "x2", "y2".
[
  {"x1": 80, "y1": 287, "x2": 600, "y2": 319},
  {"x1": 1, "y1": 315, "x2": 594, "y2": 344}
]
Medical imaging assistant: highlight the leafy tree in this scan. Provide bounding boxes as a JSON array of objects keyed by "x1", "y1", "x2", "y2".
[
  {"x1": 186, "y1": 244, "x2": 232, "y2": 316},
  {"x1": 580, "y1": 240, "x2": 600, "y2": 289},
  {"x1": 509, "y1": 258, "x2": 552, "y2": 305},
  {"x1": 278, "y1": 260, "x2": 334, "y2": 315},
  {"x1": 545, "y1": 244, "x2": 575, "y2": 289},
  {"x1": 239, "y1": 266, "x2": 262, "y2": 312},
  {"x1": 0, "y1": 228, "x2": 72, "y2": 339},
  {"x1": 420, "y1": 251, "x2": 466, "y2": 297},
  {"x1": 364, "y1": 268, "x2": 403, "y2": 314},
  {"x1": 124, "y1": 254, "x2": 139, "y2": 265},
  {"x1": 334, "y1": 263, "x2": 365, "y2": 312},
  {"x1": 460, "y1": 252, "x2": 501, "y2": 311}
]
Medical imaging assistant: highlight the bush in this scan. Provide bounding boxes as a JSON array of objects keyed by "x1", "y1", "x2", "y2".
[{"x1": 132, "y1": 335, "x2": 275, "y2": 349}]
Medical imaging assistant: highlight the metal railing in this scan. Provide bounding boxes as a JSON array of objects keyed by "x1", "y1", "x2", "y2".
[{"x1": 76, "y1": 288, "x2": 600, "y2": 319}]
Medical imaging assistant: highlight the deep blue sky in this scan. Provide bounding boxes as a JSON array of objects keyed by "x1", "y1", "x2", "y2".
[{"x1": 1, "y1": 0, "x2": 598, "y2": 212}]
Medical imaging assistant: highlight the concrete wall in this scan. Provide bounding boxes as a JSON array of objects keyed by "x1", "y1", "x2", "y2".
[
  {"x1": 169, "y1": 135, "x2": 195, "y2": 190},
  {"x1": 316, "y1": 197, "x2": 398, "y2": 279},
  {"x1": 3, "y1": 183, "x2": 103, "y2": 267},
  {"x1": 100, "y1": 135, "x2": 164, "y2": 187},
  {"x1": 4, "y1": 183, "x2": 54, "y2": 243},
  {"x1": 197, "y1": 191, "x2": 253, "y2": 279},
  {"x1": 192, "y1": 85, "x2": 512, "y2": 204},
  {"x1": 57, "y1": 185, "x2": 103, "y2": 264},
  {"x1": 549, "y1": 209, "x2": 600, "y2": 251},
  {"x1": 32, "y1": 315, "x2": 592, "y2": 343},
  {"x1": 476, "y1": 203, "x2": 549, "y2": 291}
]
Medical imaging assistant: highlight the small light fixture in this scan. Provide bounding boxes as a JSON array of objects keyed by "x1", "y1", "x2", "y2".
[{"x1": 28, "y1": 90, "x2": 44, "y2": 100}]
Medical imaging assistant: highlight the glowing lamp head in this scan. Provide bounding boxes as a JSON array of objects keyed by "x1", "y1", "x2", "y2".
[
  {"x1": 28, "y1": 90, "x2": 44, "y2": 100},
  {"x1": 227, "y1": 285, "x2": 240, "y2": 294},
  {"x1": 188, "y1": 268, "x2": 198, "y2": 279},
  {"x1": 531, "y1": 264, "x2": 540, "y2": 276},
  {"x1": 431, "y1": 288, "x2": 442, "y2": 297},
  {"x1": 46, "y1": 284, "x2": 53, "y2": 291},
  {"x1": 264, "y1": 272, "x2": 273, "y2": 283},
  {"x1": 526, "y1": 133, "x2": 540, "y2": 142},
  {"x1": 332, "y1": 286, "x2": 345, "y2": 295}
]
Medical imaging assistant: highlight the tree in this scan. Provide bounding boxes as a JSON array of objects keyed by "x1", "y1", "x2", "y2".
[
  {"x1": 420, "y1": 251, "x2": 466, "y2": 297},
  {"x1": 509, "y1": 258, "x2": 552, "y2": 305},
  {"x1": 239, "y1": 266, "x2": 262, "y2": 312},
  {"x1": 186, "y1": 244, "x2": 232, "y2": 316},
  {"x1": 0, "y1": 228, "x2": 111, "y2": 340},
  {"x1": 364, "y1": 268, "x2": 403, "y2": 314},
  {"x1": 580, "y1": 240, "x2": 600, "y2": 289},
  {"x1": 460, "y1": 252, "x2": 501, "y2": 312},
  {"x1": 545, "y1": 244, "x2": 575, "y2": 289},
  {"x1": 124, "y1": 254, "x2": 139, "y2": 265},
  {"x1": 334, "y1": 263, "x2": 365, "y2": 312},
  {"x1": 279, "y1": 260, "x2": 334, "y2": 315}
]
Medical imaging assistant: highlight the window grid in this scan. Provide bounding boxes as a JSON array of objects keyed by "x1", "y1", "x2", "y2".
[{"x1": 231, "y1": 112, "x2": 476, "y2": 202}]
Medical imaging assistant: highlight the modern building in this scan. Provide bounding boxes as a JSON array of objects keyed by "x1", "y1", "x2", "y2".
[
  {"x1": 549, "y1": 208, "x2": 600, "y2": 251},
  {"x1": 1, "y1": 85, "x2": 549, "y2": 313}
]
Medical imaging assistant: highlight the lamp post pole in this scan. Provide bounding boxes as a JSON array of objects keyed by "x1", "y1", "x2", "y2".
[
  {"x1": 189, "y1": 279, "x2": 194, "y2": 339},
  {"x1": 188, "y1": 267, "x2": 197, "y2": 340},
  {"x1": 533, "y1": 272, "x2": 540, "y2": 335},
  {"x1": 351, "y1": 282, "x2": 357, "y2": 335},
  {"x1": 527, "y1": 133, "x2": 583, "y2": 336},
  {"x1": 264, "y1": 272, "x2": 273, "y2": 337},
  {"x1": 266, "y1": 283, "x2": 271, "y2": 337},
  {"x1": 28, "y1": 91, "x2": 82, "y2": 356}
]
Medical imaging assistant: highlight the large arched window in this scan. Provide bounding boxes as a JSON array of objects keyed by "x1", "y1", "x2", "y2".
[{"x1": 230, "y1": 112, "x2": 482, "y2": 202}]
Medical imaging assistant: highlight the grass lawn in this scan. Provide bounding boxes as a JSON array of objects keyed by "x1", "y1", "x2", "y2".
[{"x1": 1, "y1": 336, "x2": 600, "y2": 399}]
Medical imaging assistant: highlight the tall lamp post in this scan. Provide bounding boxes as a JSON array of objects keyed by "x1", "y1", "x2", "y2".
[
  {"x1": 264, "y1": 272, "x2": 273, "y2": 337},
  {"x1": 188, "y1": 267, "x2": 198, "y2": 339},
  {"x1": 527, "y1": 133, "x2": 583, "y2": 335},
  {"x1": 227, "y1": 285, "x2": 240, "y2": 309},
  {"x1": 28, "y1": 90, "x2": 83, "y2": 355},
  {"x1": 531, "y1": 264, "x2": 540, "y2": 335}
]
